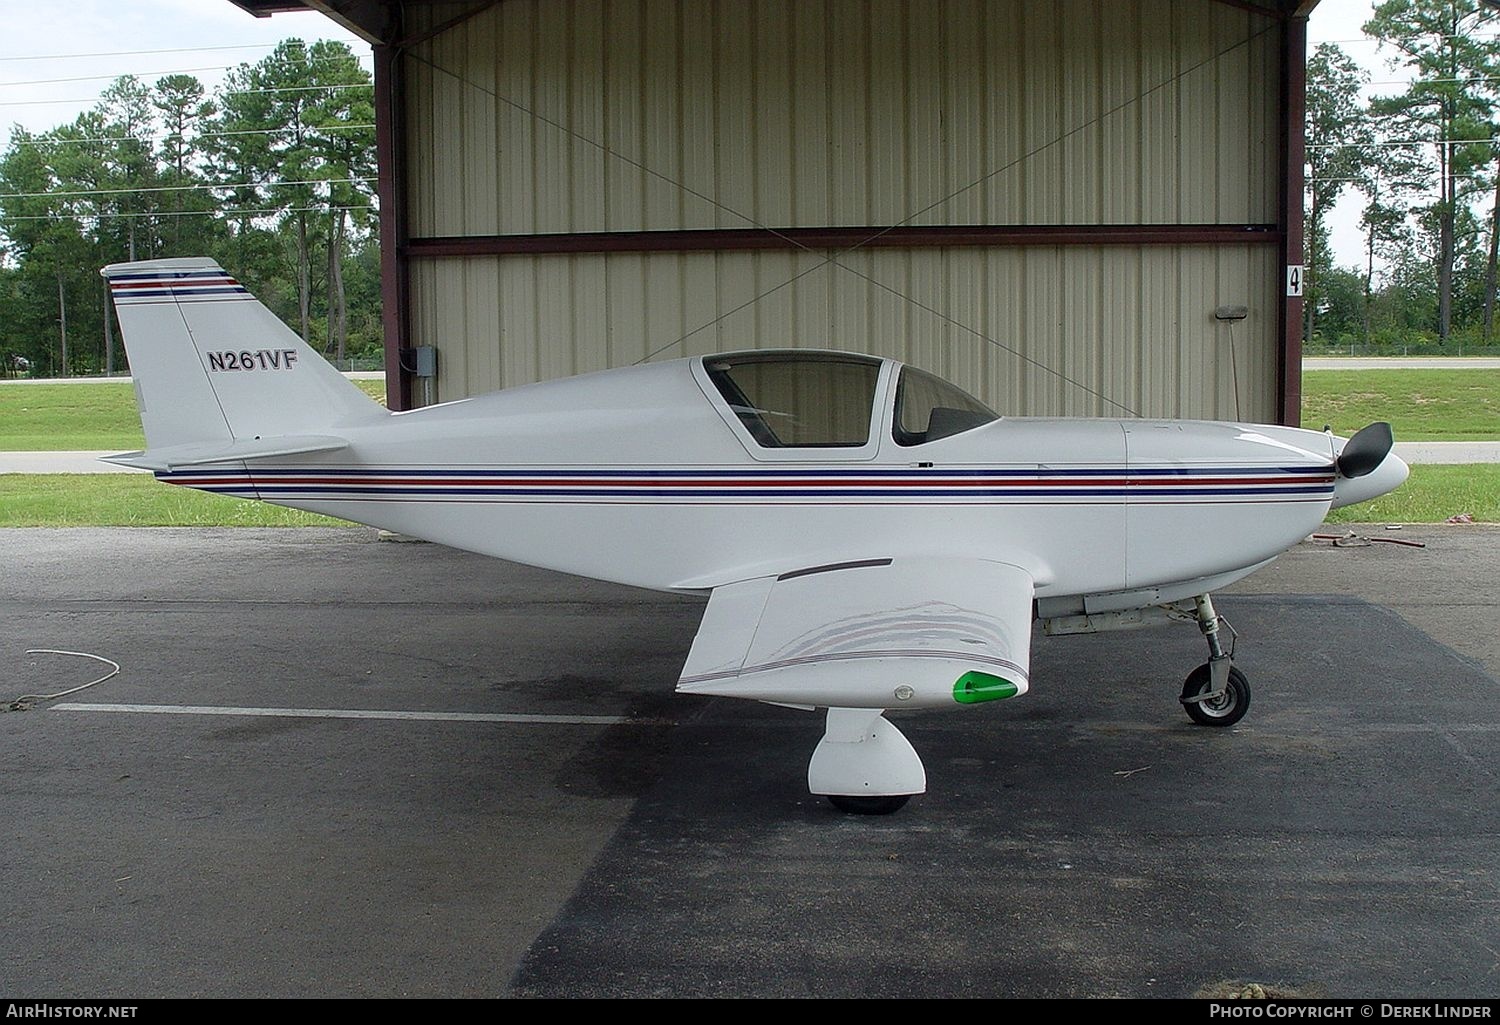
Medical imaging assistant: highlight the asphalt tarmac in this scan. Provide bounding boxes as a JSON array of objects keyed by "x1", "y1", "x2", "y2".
[{"x1": 2, "y1": 526, "x2": 1497, "y2": 998}]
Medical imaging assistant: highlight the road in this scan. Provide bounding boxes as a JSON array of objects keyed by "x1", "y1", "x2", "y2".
[{"x1": 1304, "y1": 357, "x2": 1500, "y2": 370}]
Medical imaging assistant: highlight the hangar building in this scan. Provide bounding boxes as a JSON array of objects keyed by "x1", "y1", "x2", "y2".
[{"x1": 233, "y1": 0, "x2": 1316, "y2": 425}]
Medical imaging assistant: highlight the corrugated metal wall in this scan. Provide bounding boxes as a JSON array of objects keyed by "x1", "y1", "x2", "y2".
[
  {"x1": 410, "y1": 245, "x2": 1278, "y2": 420},
  {"x1": 401, "y1": 0, "x2": 1283, "y2": 421}
]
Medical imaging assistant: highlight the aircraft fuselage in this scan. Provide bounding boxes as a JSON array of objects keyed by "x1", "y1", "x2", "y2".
[{"x1": 152, "y1": 357, "x2": 1400, "y2": 602}]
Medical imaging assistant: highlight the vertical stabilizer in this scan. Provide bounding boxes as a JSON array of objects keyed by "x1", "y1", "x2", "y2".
[{"x1": 102, "y1": 257, "x2": 386, "y2": 451}]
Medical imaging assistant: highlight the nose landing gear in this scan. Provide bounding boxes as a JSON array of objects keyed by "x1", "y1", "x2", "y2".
[{"x1": 1179, "y1": 593, "x2": 1250, "y2": 727}]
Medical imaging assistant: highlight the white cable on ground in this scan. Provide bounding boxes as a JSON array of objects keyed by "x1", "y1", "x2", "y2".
[{"x1": 6, "y1": 649, "x2": 121, "y2": 711}]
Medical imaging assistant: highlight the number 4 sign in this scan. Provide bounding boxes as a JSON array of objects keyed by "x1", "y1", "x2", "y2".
[{"x1": 1286, "y1": 265, "x2": 1304, "y2": 297}]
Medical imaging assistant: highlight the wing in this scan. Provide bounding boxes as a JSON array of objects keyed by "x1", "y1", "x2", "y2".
[{"x1": 677, "y1": 558, "x2": 1033, "y2": 709}]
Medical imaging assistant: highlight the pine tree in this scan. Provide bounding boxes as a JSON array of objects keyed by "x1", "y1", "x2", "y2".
[{"x1": 1365, "y1": 0, "x2": 1500, "y2": 344}]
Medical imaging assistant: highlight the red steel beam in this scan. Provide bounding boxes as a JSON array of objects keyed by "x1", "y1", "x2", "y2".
[
  {"x1": 1278, "y1": 15, "x2": 1308, "y2": 428},
  {"x1": 406, "y1": 223, "x2": 1282, "y2": 259},
  {"x1": 374, "y1": 43, "x2": 412, "y2": 412}
]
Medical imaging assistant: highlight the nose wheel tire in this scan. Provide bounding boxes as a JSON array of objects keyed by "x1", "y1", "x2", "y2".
[
  {"x1": 827, "y1": 794, "x2": 912, "y2": 815},
  {"x1": 1180, "y1": 664, "x2": 1250, "y2": 727}
]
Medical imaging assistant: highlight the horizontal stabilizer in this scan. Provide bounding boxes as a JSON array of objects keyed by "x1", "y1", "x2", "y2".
[{"x1": 101, "y1": 434, "x2": 349, "y2": 471}]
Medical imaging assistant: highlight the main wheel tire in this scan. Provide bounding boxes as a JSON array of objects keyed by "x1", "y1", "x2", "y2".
[
  {"x1": 827, "y1": 794, "x2": 912, "y2": 815},
  {"x1": 1180, "y1": 663, "x2": 1251, "y2": 727}
]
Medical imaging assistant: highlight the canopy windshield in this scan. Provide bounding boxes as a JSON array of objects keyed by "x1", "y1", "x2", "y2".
[
  {"x1": 704, "y1": 352, "x2": 881, "y2": 448},
  {"x1": 892, "y1": 366, "x2": 997, "y2": 446}
]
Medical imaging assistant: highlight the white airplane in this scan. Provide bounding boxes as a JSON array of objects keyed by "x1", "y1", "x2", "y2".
[{"x1": 102, "y1": 257, "x2": 1408, "y2": 814}]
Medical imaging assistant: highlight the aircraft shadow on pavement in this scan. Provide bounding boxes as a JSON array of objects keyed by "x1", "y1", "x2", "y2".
[{"x1": 512, "y1": 595, "x2": 1500, "y2": 999}]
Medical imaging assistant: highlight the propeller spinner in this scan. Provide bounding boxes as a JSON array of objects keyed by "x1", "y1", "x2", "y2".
[{"x1": 1336, "y1": 421, "x2": 1395, "y2": 479}]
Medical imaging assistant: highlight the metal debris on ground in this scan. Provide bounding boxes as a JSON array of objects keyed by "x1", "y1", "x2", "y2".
[{"x1": 1312, "y1": 530, "x2": 1426, "y2": 549}]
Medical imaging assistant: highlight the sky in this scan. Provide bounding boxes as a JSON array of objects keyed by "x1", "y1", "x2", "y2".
[
  {"x1": 1307, "y1": 0, "x2": 1414, "y2": 269},
  {"x1": 0, "y1": 0, "x2": 369, "y2": 144},
  {"x1": 0, "y1": 0, "x2": 1421, "y2": 269}
]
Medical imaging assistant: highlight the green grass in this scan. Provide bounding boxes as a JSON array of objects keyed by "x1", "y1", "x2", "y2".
[
  {"x1": 1324, "y1": 464, "x2": 1500, "y2": 524},
  {"x1": 0, "y1": 382, "x2": 147, "y2": 450},
  {"x1": 0, "y1": 379, "x2": 386, "y2": 451},
  {"x1": 1302, "y1": 370, "x2": 1500, "y2": 441},
  {"x1": 0, "y1": 474, "x2": 356, "y2": 527}
]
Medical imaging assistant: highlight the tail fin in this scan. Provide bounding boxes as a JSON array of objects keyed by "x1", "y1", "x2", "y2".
[{"x1": 101, "y1": 257, "x2": 386, "y2": 463}]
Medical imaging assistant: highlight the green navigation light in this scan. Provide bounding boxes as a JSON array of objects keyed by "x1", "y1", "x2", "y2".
[{"x1": 952, "y1": 670, "x2": 1020, "y2": 704}]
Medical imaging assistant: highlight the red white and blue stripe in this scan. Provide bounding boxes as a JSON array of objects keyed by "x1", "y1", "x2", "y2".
[
  {"x1": 153, "y1": 464, "x2": 1339, "y2": 505},
  {"x1": 106, "y1": 269, "x2": 251, "y2": 305}
]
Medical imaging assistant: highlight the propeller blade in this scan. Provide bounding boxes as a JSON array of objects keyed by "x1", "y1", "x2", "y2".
[{"x1": 1337, "y1": 421, "x2": 1394, "y2": 479}]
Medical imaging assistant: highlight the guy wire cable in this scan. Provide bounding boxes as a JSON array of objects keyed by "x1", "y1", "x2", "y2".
[{"x1": 404, "y1": 18, "x2": 1279, "y2": 417}]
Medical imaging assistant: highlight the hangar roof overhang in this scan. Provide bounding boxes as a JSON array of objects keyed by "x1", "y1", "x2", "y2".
[{"x1": 231, "y1": 0, "x2": 1323, "y2": 47}]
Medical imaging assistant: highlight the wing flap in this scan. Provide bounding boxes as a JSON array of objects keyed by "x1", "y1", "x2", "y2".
[
  {"x1": 679, "y1": 576, "x2": 776, "y2": 682},
  {"x1": 678, "y1": 558, "x2": 1034, "y2": 709},
  {"x1": 102, "y1": 434, "x2": 349, "y2": 471}
]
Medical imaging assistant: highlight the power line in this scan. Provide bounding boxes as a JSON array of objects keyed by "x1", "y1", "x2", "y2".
[
  {"x1": 13, "y1": 123, "x2": 375, "y2": 148},
  {"x1": 1307, "y1": 137, "x2": 1496, "y2": 148},
  {"x1": 1309, "y1": 173, "x2": 1486, "y2": 182},
  {"x1": 1, "y1": 204, "x2": 374, "y2": 222},
  {"x1": 0, "y1": 176, "x2": 376, "y2": 201},
  {"x1": 1312, "y1": 32, "x2": 1500, "y2": 44},
  {"x1": 0, "y1": 82, "x2": 372, "y2": 109},
  {"x1": 0, "y1": 43, "x2": 286, "y2": 63},
  {"x1": 1368, "y1": 74, "x2": 1500, "y2": 85},
  {"x1": 0, "y1": 55, "x2": 372, "y2": 90}
]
